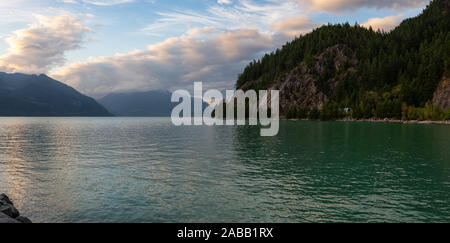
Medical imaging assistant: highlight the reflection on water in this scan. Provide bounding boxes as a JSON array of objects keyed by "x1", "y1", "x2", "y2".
[{"x1": 0, "y1": 118, "x2": 449, "y2": 222}]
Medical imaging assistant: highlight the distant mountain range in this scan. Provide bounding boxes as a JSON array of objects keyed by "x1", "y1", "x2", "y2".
[
  {"x1": 98, "y1": 90, "x2": 175, "y2": 117},
  {"x1": 0, "y1": 72, "x2": 207, "y2": 117},
  {"x1": 98, "y1": 90, "x2": 208, "y2": 117},
  {"x1": 0, "y1": 72, "x2": 111, "y2": 116}
]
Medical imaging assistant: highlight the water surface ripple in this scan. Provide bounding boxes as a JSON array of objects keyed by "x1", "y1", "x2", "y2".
[{"x1": 0, "y1": 118, "x2": 449, "y2": 222}]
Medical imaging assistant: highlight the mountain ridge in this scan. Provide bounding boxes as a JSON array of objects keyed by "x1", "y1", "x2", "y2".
[{"x1": 0, "y1": 72, "x2": 112, "y2": 117}]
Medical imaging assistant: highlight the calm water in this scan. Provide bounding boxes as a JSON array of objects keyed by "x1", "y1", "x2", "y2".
[{"x1": 0, "y1": 118, "x2": 449, "y2": 223}]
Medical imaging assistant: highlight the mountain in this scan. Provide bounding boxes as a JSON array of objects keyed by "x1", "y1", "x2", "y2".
[
  {"x1": 0, "y1": 72, "x2": 112, "y2": 116},
  {"x1": 98, "y1": 90, "x2": 209, "y2": 117},
  {"x1": 98, "y1": 90, "x2": 175, "y2": 117},
  {"x1": 236, "y1": 0, "x2": 450, "y2": 120}
]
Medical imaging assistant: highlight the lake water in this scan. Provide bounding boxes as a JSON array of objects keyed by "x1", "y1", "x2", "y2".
[{"x1": 0, "y1": 118, "x2": 449, "y2": 223}]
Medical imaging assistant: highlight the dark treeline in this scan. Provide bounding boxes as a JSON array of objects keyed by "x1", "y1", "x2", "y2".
[{"x1": 236, "y1": 0, "x2": 450, "y2": 121}]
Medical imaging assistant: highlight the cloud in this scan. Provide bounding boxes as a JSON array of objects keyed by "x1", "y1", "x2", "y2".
[
  {"x1": 57, "y1": 0, "x2": 136, "y2": 5},
  {"x1": 0, "y1": 3, "x2": 77, "y2": 24},
  {"x1": 81, "y1": 0, "x2": 135, "y2": 6},
  {"x1": 272, "y1": 16, "x2": 320, "y2": 38},
  {"x1": 186, "y1": 26, "x2": 216, "y2": 38},
  {"x1": 0, "y1": 15, "x2": 92, "y2": 74},
  {"x1": 141, "y1": 0, "x2": 308, "y2": 36},
  {"x1": 305, "y1": 0, "x2": 429, "y2": 12},
  {"x1": 49, "y1": 0, "x2": 326, "y2": 97},
  {"x1": 51, "y1": 29, "x2": 276, "y2": 97},
  {"x1": 217, "y1": 0, "x2": 232, "y2": 4},
  {"x1": 362, "y1": 14, "x2": 403, "y2": 32},
  {"x1": 58, "y1": 0, "x2": 79, "y2": 3},
  {"x1": 141, "y1": 9, "x2": 222, "y2": 37}
]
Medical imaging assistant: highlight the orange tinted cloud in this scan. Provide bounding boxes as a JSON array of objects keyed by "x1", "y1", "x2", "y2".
[
  {"x1": 362, "y1": 14, "x2": 403, "y2": 32},
  {"x1": 306, "y1": 0, "x2": 428, "y2": 12},
  {"x1": 272, "y1": 16, "x2": 320, "y2": 38}
]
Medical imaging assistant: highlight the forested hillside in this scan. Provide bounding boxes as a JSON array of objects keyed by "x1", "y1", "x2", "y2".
[{"x1": 236, "y1": 0, "x2": 450, "y2": 120}]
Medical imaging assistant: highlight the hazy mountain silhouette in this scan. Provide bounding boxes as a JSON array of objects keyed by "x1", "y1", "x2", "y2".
[
  {"x1": 0, "y1": 72, "x2": 112, "y2": 116},
  {"x1": 98, "y1": 90, "x2": 209, "y2": 117}
]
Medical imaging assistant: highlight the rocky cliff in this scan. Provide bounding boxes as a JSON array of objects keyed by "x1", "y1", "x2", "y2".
[
  {"x1": 433, "y1": 77, "x2": 450, "y2": 109},
  {"x1": 269, "y1": 44, "x2": 358, "y2": 112}
]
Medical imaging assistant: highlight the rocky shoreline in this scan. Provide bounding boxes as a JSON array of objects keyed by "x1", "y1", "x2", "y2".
[
  {"x1": 284, "y1": 117, "x2": 450, "y2": 125},
  {"x1": 0, "y1": 194, "x2": 32, "y2": 223},
  {"x1": 337, "y1": 118, "x2": 450, "y2": 125}
]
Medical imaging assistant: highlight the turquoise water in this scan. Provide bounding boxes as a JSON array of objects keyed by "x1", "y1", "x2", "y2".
[{"x1": 0, "y1": 118, "x2": 449, "y2": 223}]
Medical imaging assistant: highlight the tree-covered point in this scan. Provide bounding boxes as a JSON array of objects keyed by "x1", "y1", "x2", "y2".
[{"x1": 236, "y1": 0, "x2": 450, "y2": 120}]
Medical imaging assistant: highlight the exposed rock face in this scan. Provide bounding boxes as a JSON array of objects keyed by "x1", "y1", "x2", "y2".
[
  {"x1": 268, "y1": 44, "x2": 358, "y2": 113},
  {"x1": 433, "y1": 77, "x2": 450, "y2": 110},
  {"x1": 0, "y1": 193, "x2": 31, "y2": 223}
]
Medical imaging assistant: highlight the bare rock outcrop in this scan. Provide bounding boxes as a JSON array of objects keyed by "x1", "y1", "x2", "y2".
[
  {"x1": 270, "y1": 44, "x2": 358, "y2": 113},
  {"x1": 0, "y1": 193, "x2": 32, "y2": 223},
  {"x1": 432, "y1": 77, "x2": 450, "y2": 110}
]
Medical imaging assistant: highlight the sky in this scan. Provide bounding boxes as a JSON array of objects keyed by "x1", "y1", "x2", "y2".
[{"x1": 0, "y1": 0, "x2": 430, "y2": 98}]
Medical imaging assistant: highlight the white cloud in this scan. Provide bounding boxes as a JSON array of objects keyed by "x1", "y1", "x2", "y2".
[
  {"x1": 0, "y1": 15, "x2": 92, "y2": 74},
  {"x1": 51, "y1": 29, "x2": 276, "y2": 97},
  {"x1": 186, "y1": 26, "x2": 216, "y2": 38},
  {"x1": 0, "y1": 4, "x2": 76, "y2": 24},
  {"x1": 54, "y1": 0, "x2": 137, "y2": 5},
  {"x1": 218, "y1": 0, "x2": 232, "y2": 4},
  {"x1": 81, "y1": 0, "x2": 135, "y2": 6},
  {"x1": 141, "y1": 9, "x2": 222, "y2": 36},
  {"x1": 58, "y1": 0, "x2": 79, "y2": 4},
  {"x1": 142, "y1": 0, "x2": 308, "y2": 36},
  {"x1": 362, "y1": 14, "x2": 403, "y2": 32}
]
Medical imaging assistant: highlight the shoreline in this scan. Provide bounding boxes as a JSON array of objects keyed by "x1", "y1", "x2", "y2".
[
  {"x1": 0, "y1": 193, "x2": 32, "y2": 223},
  {"x1": 283, "y1": 117, "x2": 450, "y2": 125}
]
